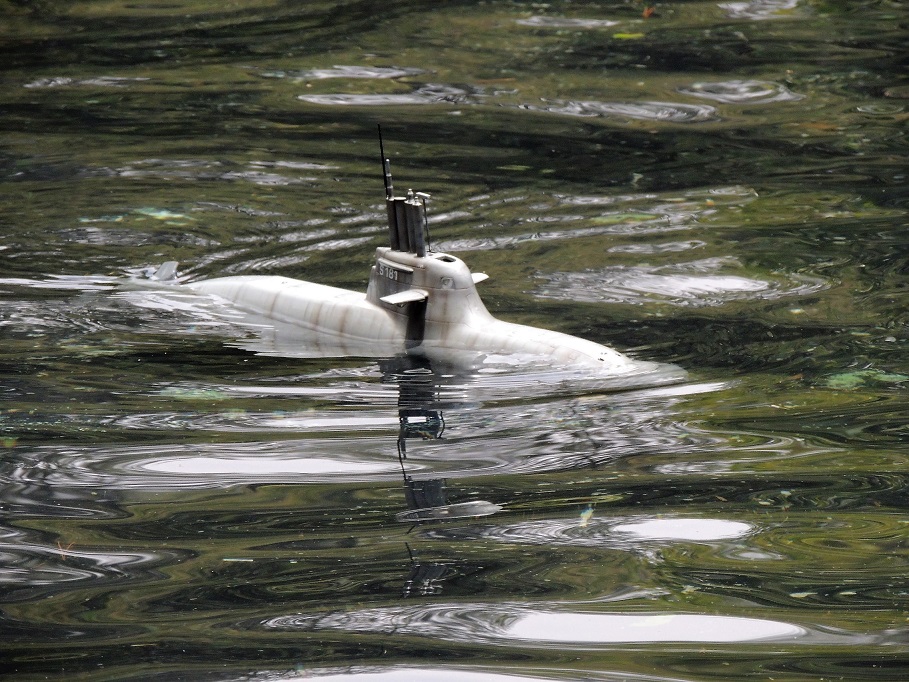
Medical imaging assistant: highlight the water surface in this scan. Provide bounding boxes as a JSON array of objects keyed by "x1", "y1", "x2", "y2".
[{"x1": 1, "y1": 1, "x2": 908, "y2": 680}]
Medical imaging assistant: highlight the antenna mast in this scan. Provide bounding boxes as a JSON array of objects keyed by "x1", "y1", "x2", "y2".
[
  {"x1": 377, "y1": 125, "x2": 427, "y2": 256},
  {"x1": 378, "y1": 124, "x2": 393, "y2": 200}
]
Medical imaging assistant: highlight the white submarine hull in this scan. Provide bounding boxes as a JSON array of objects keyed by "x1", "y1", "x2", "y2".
[
  {"x1": 188, "y1": 247, "x2": 634, "y2": 372},
  {"x1": 175, "y1": 146, "x2": 682, "y2": 381}
]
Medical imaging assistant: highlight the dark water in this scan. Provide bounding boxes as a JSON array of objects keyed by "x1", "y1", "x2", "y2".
[{"x1": 2, "y1": 1, "x2": 908, "y2": 680}]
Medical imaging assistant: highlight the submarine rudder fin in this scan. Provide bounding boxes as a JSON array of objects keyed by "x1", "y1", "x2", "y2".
[{"x1": 151, "y1": 261, "x2": 179, "y2": 281}]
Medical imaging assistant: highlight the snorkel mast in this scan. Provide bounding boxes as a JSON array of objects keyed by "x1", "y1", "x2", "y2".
[{"x1": 379, "y1": 125, "x2": 429, "y2": 256}]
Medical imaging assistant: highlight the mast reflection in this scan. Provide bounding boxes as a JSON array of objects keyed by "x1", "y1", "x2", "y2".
[
  {"x1": 382, "y1": 356, "x2": 502, "y2": 524},
  {"x1": 379, "y1": 357, "x2": 501, "y2": 598}
]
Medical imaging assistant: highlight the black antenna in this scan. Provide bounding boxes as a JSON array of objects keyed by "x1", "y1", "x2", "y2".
[
  {"x1": 378, "y1": 124, "x2": 393, "y2": 199},
  {"x1": 379, "y1": 124, "x2": 402, "y2": 250}
]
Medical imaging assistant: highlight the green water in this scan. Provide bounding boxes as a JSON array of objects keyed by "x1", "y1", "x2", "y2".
[{"x1": 1, "y1": 1, "x2": 908, "y2": 680}]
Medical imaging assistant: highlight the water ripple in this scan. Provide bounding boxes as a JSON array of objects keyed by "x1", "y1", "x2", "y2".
[
  {"x1": 95, "y1": 158, "x2": 326, "y2": 185},
  {"x1": 679, "y1": 80, "x2": 804, "y2": 104},
  {"x1": 0, "y1": 526, "x2": 180, "y2": 598},
  {"x1": 1, "y1": 385, "x2": 718, "y2": 489},
  {"x1": 516, "y1": 16, "x2": 620, "y2": 29},
  {"x1": 434, "y1": 187, "x2": 755, "y2": 252},
  {"x1": 23, "y1": 76, "x2": 150, "y2": 89},
  {"x1": 0, "y1": 440, "x2": 483, "y2": 490},
  {"x1": 0, "y1": 274, "x2": 118, "y2": 292},
  {"x1": 532, "y1": 257, "x2": 828, "y2": 307},
  {"x1": 262, "y1": 65, "x2": 424, "y2": 81},
  {"x1": 434, "y1": 219, "x2": 680, "y2": 252},
  {"x1": 235, "y1": 665, "x2": 686, "y2": 681},
  {"x1": 297, "y1": 86, "x2": 716, "y2": 124},
  {"x1": 676, "y1": 513, "x2": 909, "y2": 610},
  {"x1": 422, "y1": 516, "x2": 753, "y2": 550},
  {"x1": 112, "y1": 409, "x2": 399, "y2": 433},
  {"x1": 720, "y1": 0, "x2": 804, "y2": 21},
  {"x1": 299, "y1": 85, "x2": 469, "y2": 106},
  {"x1": 608, "y1": 240, "x2": 706, "y2": 254},
  {"x1": 260, "y1": 601, "x2": 867, "y2": 647},
  {"x1": 524, "y1": 100, "x2": 717, "y2": 123}
]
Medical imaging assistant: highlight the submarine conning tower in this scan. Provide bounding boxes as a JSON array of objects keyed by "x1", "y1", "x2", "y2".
[
  {"x1": 365, "y1": 143, "x2": 493, "y2": 348},
  {"x1": 370, "y1": 148, "x2": 487, "y2": 300},
  {"x1": 367, "y1": 149, "x2": 446, "y2": 308}
]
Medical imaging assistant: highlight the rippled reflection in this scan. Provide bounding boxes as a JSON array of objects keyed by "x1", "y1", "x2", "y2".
[
  {"x1": 298, "y1": 83, "x2": 718, "y2": 125},
  {"x1": 235, "y1": 666, "x2": 674, "y2": 682},
  {"x1": 506, "y1": 612, "x2": 803, "y2": 643},
  {"x1": 4, "y1": 0, "x2": 908, "y2": 677},
  {"x1": 141, "y1": 454, "x2": 394, "y2": 476},
  {"x1": 265, "y1": 65, "x2": 424, "y2": 80},
  {"x1": 3, "y1": 441, "x2": 405, "y2": 490},
  {"x1": 394, "y1": 392, "x2": 502, "y2": 524},
  {"x1": 300, "y1": 85, "x2": 469, "y2": 106},
  {"x1": 516, "y1": 17, "x2": 621, "y2": 29},
  {"x1": 720, "y1": 0, "x2": 803, "y2": 20},
  {"x1": 0, "y1": 274, "x2": 118, "y2": 291},
  {"x1": 99, "y1": 158, "x2": 328, "y2": 186},
  {"x1": 679, "y1": 80, "x2": 804, "y2": 104},
  {"x1": 424, "y1": 516, "x2": 753, "y2": 549},
  {"x1": 533, "y1": 257, "x2": 828, "y2": 307},
  {"x1": 612, "y1": 517, "x2": 752, "y2": 540},
  {"x1": 523, "y1": 99, "x2": 717, "y2": 123},
  {"x1": 434, "y1": 186, "x2": 756, "y2": 253},
  {"x1": 23, "y1": 76, "x2": 150, "y2": 89},
  {"x1": 0, "y1": 525, "x2": 180, "y2": 601},
  {"x1": 0, "y1": 363, "x2": 715, "y2": 494},
  {"x1": 262, "y1": 602, "x2": 869, "y2": 647}
]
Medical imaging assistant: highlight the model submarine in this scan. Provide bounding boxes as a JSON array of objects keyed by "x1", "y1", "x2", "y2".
[{"x1": 159, "y1": 141, "x2": 678, "y2": 379}]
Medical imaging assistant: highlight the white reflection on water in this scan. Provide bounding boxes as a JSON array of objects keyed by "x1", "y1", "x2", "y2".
[
  {"x1": 235, "y1": 665, "x2": 679, "y2": 682},
  {"x1": 0, "y1": 274, "x2": 118, "y2": 291},
  {"x1": 23, "y1": 76, "x2": 150, "y2": 88},
  {"x1": 236, "y1": 666, "x2": 678, "y2": 682},
  {"x1": 115, "y1": 411, "x2": 398, "y2": 432},
  {"x1": 297, "y1": 80, "x2": 718, "y2": 125},
  {"x1": 425, "y1": 516, "x2": 753, "y2": 549},
  {"x1": 533, "y1": 257, "x2": 828, "y2": 307},
  {"x1": 266, "y1": 65, "x2": 424, "y2": 80},
  {"x1": 507, "y1": 612, "x2": 802, "y2": 643},
  {"x1": 608, "y1": 240, "x2": 706, "y2": 254},
  {"x1": 516, "y1": 16, "x2": 620, "y2": 29},
  {"x1": 524, "y1": 100, "x2": 717, "y2": 123},
  {"x1": 264, "y1": 602, "x2": 824, "y2": 647},
  {"x1": 3, "y1": 441, "x2": 411, "y2": 490},
  {"x1": 1, "y1": 382, "x2": 721, "y2": 491},
  {"x1": 679, "y1": 80, "x2": 804, "y2": 104},
  {"x1": 720, "y1": 0, "x2": 803, "y2": 20},
  {"x1": 140, "y1": 455, "x2": 392, "y2": 476},
  {"x1": 299, "y1": 85, "x2": 469, "y2": 106},
  {"x1": 612, "y1": 518, "x2": 752, "y2": 541}
]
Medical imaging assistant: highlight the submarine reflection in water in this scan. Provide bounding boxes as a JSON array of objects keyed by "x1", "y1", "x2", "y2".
[
  {"x1": 401, "y1": 541, "x2": 452, "y2": 598},
  {"x1": 382, "y1": 358, "x2": 501, "y2": 598},
  {"x1": 386, "y1": 357, "x2": 502, "y2": 524}
]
